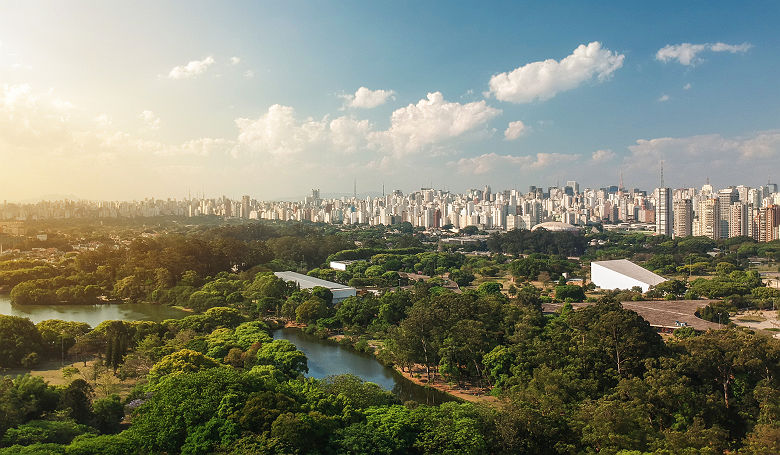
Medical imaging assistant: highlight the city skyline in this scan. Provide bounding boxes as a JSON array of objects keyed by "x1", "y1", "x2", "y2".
[
  {"x1": 2, "y1": 1, "x2": 780, "y2": 200},
  {"x1": 3, "y1": 179, "x2": 778, "y2": 244}
]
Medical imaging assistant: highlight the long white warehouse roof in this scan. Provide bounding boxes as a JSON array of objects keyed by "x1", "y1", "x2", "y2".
[
  {"x1": 591, "y1": 259, "x2": 666, "y2": 286},
  {"x1": 274, "y1": 271, "x2": 355, "y2": 291}
]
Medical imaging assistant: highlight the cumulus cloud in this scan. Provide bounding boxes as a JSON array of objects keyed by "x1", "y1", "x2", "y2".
[
  {"x1": 167, "y1": 56, "x2": 215, "y2": 79},
  {"x1": 683, "y1": 83, "x2": 692, "y2": 90},
  {"x1": 379, "y1": 92, "x2": 501, "y2": 155},
  {"x1": 658, "y1": 94, "x2": 670, "y2": 102},
  {"x1": 453, "y1": 152, "x2": 579, "y2": 175},
  {"x1": 139, "y1": 110, "x2": 160, "y2": 130},
  {"x1": 504, "y1": 121, "x2": 526, "y2": 140},
  {"x1": 488, "y1": 42, "x2": 624, "y2": 103},
  {"x1": 235, "y1": 92, "x2": 500, "y2": 159},
  {"x1": 235, "y1": 105, "x2": 327, "y2": 156},
  {"x1": 230, "y1": 56, "x2": 241, "y2": 65},
  {"x1": 342, "y1": 87, "x2": 396, "y2": 109},
  {"x1": 656, "y1": 42, "x2": 752, "y2": 66},
  {"x1": 622, "y1": 130, "x2": 780, "y2": 187},
  {"x1": 592, "y1": 149, "x2": 615, "y2": 162}
]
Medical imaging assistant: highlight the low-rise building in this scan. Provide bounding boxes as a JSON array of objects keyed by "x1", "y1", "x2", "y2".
[
  {"x1": 274, "y1": 271, "x2": 357, "y2": 303},
  {"x1": 590, "y1": 259, "x2": 666, "y2": 293}
]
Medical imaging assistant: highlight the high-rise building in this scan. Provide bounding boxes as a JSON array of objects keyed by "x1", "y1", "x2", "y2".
[
  {"x1": 729, "y1": 203, "x2": 749, "y2": 238},
  {"x1": 655, "y1": 188, "x2": 673, "y2": 236},
  {"x1": 753, "y1": 205, "x2": 780, "y2": 242},
  {"x1": 673, "y1": 199, "x2": 693, "y2": 238},
  {"x1": 241, "y1": 195, "x2": 250, "y2": 219},
  {"x1": 697, "y1": 198, "x2": 720, "y2": 240},
  {"x1": 717, "y1": 188, "x2": 739, "y2": 238}
]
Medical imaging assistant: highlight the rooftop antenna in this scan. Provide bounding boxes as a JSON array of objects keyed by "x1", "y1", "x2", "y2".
[
  {"x1": 353, "y1": 178, "x2": 357, "y2": 199},
  {"x1": 659, "y1": 160, "x2": 665, "y2": 188},
  {"x1": 619, "y1": 169, "x2": 624, "y2": 191}
]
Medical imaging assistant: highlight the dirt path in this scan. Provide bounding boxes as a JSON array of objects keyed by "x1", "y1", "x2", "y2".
[{"x1": 392, "y1": 363, "x2": 499, "y2": 404}]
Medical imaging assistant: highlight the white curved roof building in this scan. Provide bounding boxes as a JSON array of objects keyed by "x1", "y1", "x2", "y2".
[
  {"x1": 531, "y1": 221, "x2": 579, "y2": 232},
  {"x1": 590, "y1": 259, "x2": 667, "y2": 293}
]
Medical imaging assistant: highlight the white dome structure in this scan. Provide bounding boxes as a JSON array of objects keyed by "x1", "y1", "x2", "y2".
[{"x1": 530, "y1": 221, "x2": 579, "y2": 233}]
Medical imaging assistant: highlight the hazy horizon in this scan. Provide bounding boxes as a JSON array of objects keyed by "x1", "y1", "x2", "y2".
[{"x1": 2, "y1": 1, "x2": 779, "y2": 201}]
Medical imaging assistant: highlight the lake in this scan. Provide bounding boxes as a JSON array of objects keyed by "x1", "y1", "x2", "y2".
[
  {"x1": 0, "y1": 293, "x2": 455, "y2": 403},
  {"x1": 0, "y1": 293, "x2": 188, "y2": 327},
  {"x1": 273, "y1": 327, "x2": 455, "y2": 405}
]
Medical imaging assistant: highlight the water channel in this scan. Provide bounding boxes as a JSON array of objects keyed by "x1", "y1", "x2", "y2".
[
  {"x1": 273, "y1": 327, "x2": 455, "y2": 405},
  {"x1": 0, "y1": 294, "x2": 454, "y2": 404}
]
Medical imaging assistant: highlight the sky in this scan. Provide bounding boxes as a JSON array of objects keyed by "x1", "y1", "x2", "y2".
[{"x1": 1, "y1": 1, "x2": 779, "y2": 201}]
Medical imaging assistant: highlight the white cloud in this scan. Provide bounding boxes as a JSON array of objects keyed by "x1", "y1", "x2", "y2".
[
  {"x1": 683, "y1": 83, "x2": 692, "y2": 90},
  {"x1": 488, "y1": 42, "x2": 624, "y2": 103},
  {"x1": 329, "y1": 116, "x2": 374, "y2": 154},
  {"x1": 378, "y1": 92, "x2": 501, "y2": 155},
  {"x1": 453, "y1": 152, "x2": 579, "y2": 175},
  {"x1": 235, "y1": 105, "x2": 327, "y2": 156},
  {"x1": 167, "y1": 56, "x2": 215, "y2": 79},
  {"x1": 230, "y1": 56, "x2": 241, "y2": 65},
  {"x1": 139, "y1": 110, "x2": 160, "y2": 130},
  {"x1": 710, "y1": 42, "x2": 753, "y2": 53},
  {"x1": 658, "y1": 94, "x2": 670, "y2": 102},
  {"x1": 504, "y1": 121, "x2": 526, "y2": 140},
  {"x1": 342, "y1": 87, "x2": 396, "y2": 109},
  {"x1": 655, "y1": 42, "x2": 752, "y2": 66},
  {"x1": 234, "y1": 91, "x2": 500, "y2": 160},
  {"x1": 592, "y1": 149, "x2": 615, "y2": 162},
  {"x1": 243, "y1": 70, "x2": 255, "y2": 79},
  {"x1": 623, "y1": 130, "x2": 780, "y2": 188}
]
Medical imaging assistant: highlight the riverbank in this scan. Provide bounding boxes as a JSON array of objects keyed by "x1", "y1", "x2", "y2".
[
  {"x1": 276, "y1": 320, "x2": 497, "y2": 404},
  {"x1": 391, "y1": 364, "x2": 499, "y2": 404}
]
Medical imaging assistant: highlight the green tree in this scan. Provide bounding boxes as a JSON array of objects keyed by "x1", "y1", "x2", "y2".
[
  {"x1": 255, "y1": 340, "x2": 308, "y2": 378},
  {"x1": 0, "y1": 315, "x2": 43, "y2": 368}
]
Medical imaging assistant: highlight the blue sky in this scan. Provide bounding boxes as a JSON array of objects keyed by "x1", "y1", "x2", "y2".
[{"x1": 1, "y1": 1, "x2": 778, "y2": 200}]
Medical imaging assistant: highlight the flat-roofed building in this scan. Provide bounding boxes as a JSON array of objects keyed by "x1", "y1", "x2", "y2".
[
  {"x1": 590, "y1": 259, "x2": 667, "y2": 293},
  {"x1": 673, "y1": 199, "x2": 693, "y2": 238},
  {"x1": 274, "y1": 271, "x2": 356, "y2": 303}
]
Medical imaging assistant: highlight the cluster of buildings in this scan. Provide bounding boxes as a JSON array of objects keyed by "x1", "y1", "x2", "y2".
[
  {"x1": 2, "y1": 180, "x2": 779, "y2": 242},
  {"x1": 656, "y1": 183, "x2": 780, "y2": 241}
]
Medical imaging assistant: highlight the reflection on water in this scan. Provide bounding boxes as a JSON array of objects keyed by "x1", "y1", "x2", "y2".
[
  {"x1": 0, "y1": 294, "x2": 187, "y2": 327},
  {"x1": 273, "y1": 328, "x2": 455, "y2": 405}
]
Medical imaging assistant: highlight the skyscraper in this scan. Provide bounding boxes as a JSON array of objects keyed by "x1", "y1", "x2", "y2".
[
  {"x1": 697, "y1": 198, "x2": 720, "y2": 240},
  {"x1": 729, "y1": 202, "x2": 749, "y2": 238},
  {"x1": 717, "y1": 188, "x2": 738, "y2": 238},
  {"x1": 673, "y1": 199, "x2": 693, "y2": 238},
  {"x1": 241, "y1": 195, "x2": 250, "y2": 219},
  {"x1": 655, "y1": 187, "x2": 673, "y2": 236}
]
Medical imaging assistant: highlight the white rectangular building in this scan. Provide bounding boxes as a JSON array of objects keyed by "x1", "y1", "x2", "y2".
[
  {"x1": 274, "y1": 271, "x2": 357, "y2": 303},
  {"x1": 329, "y1": 260, "x2": 359, "y2": 271},
  {"x1": 590, "y1": 259, "x2": 667, "y2": 293}
]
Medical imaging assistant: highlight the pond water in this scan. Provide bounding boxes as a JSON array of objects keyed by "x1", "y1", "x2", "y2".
[
  {"x1": 0, "y1": 293, "x2": 454, "y2": 404},
  {"x1": 0, "y1": 294, "x2": 188, "y2": 327},
  {"x1": 273, "y1": 327, "x2": 455, "y2": 405}
]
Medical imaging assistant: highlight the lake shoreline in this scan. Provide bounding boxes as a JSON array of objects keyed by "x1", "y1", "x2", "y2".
[
  {"x1": 272, "y1": 326, "x2": 457, "y2": 405},
  {"x1": 0, "y1": 294, "x2": 188, "y2": 326},
  {"x1": 276, "y1": 324, "x2": 496, "y2": 404}
]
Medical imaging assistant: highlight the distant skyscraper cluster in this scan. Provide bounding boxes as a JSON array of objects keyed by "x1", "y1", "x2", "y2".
[{"x1": 1, "y1": 181, "x2": 779, "y2": 242}]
